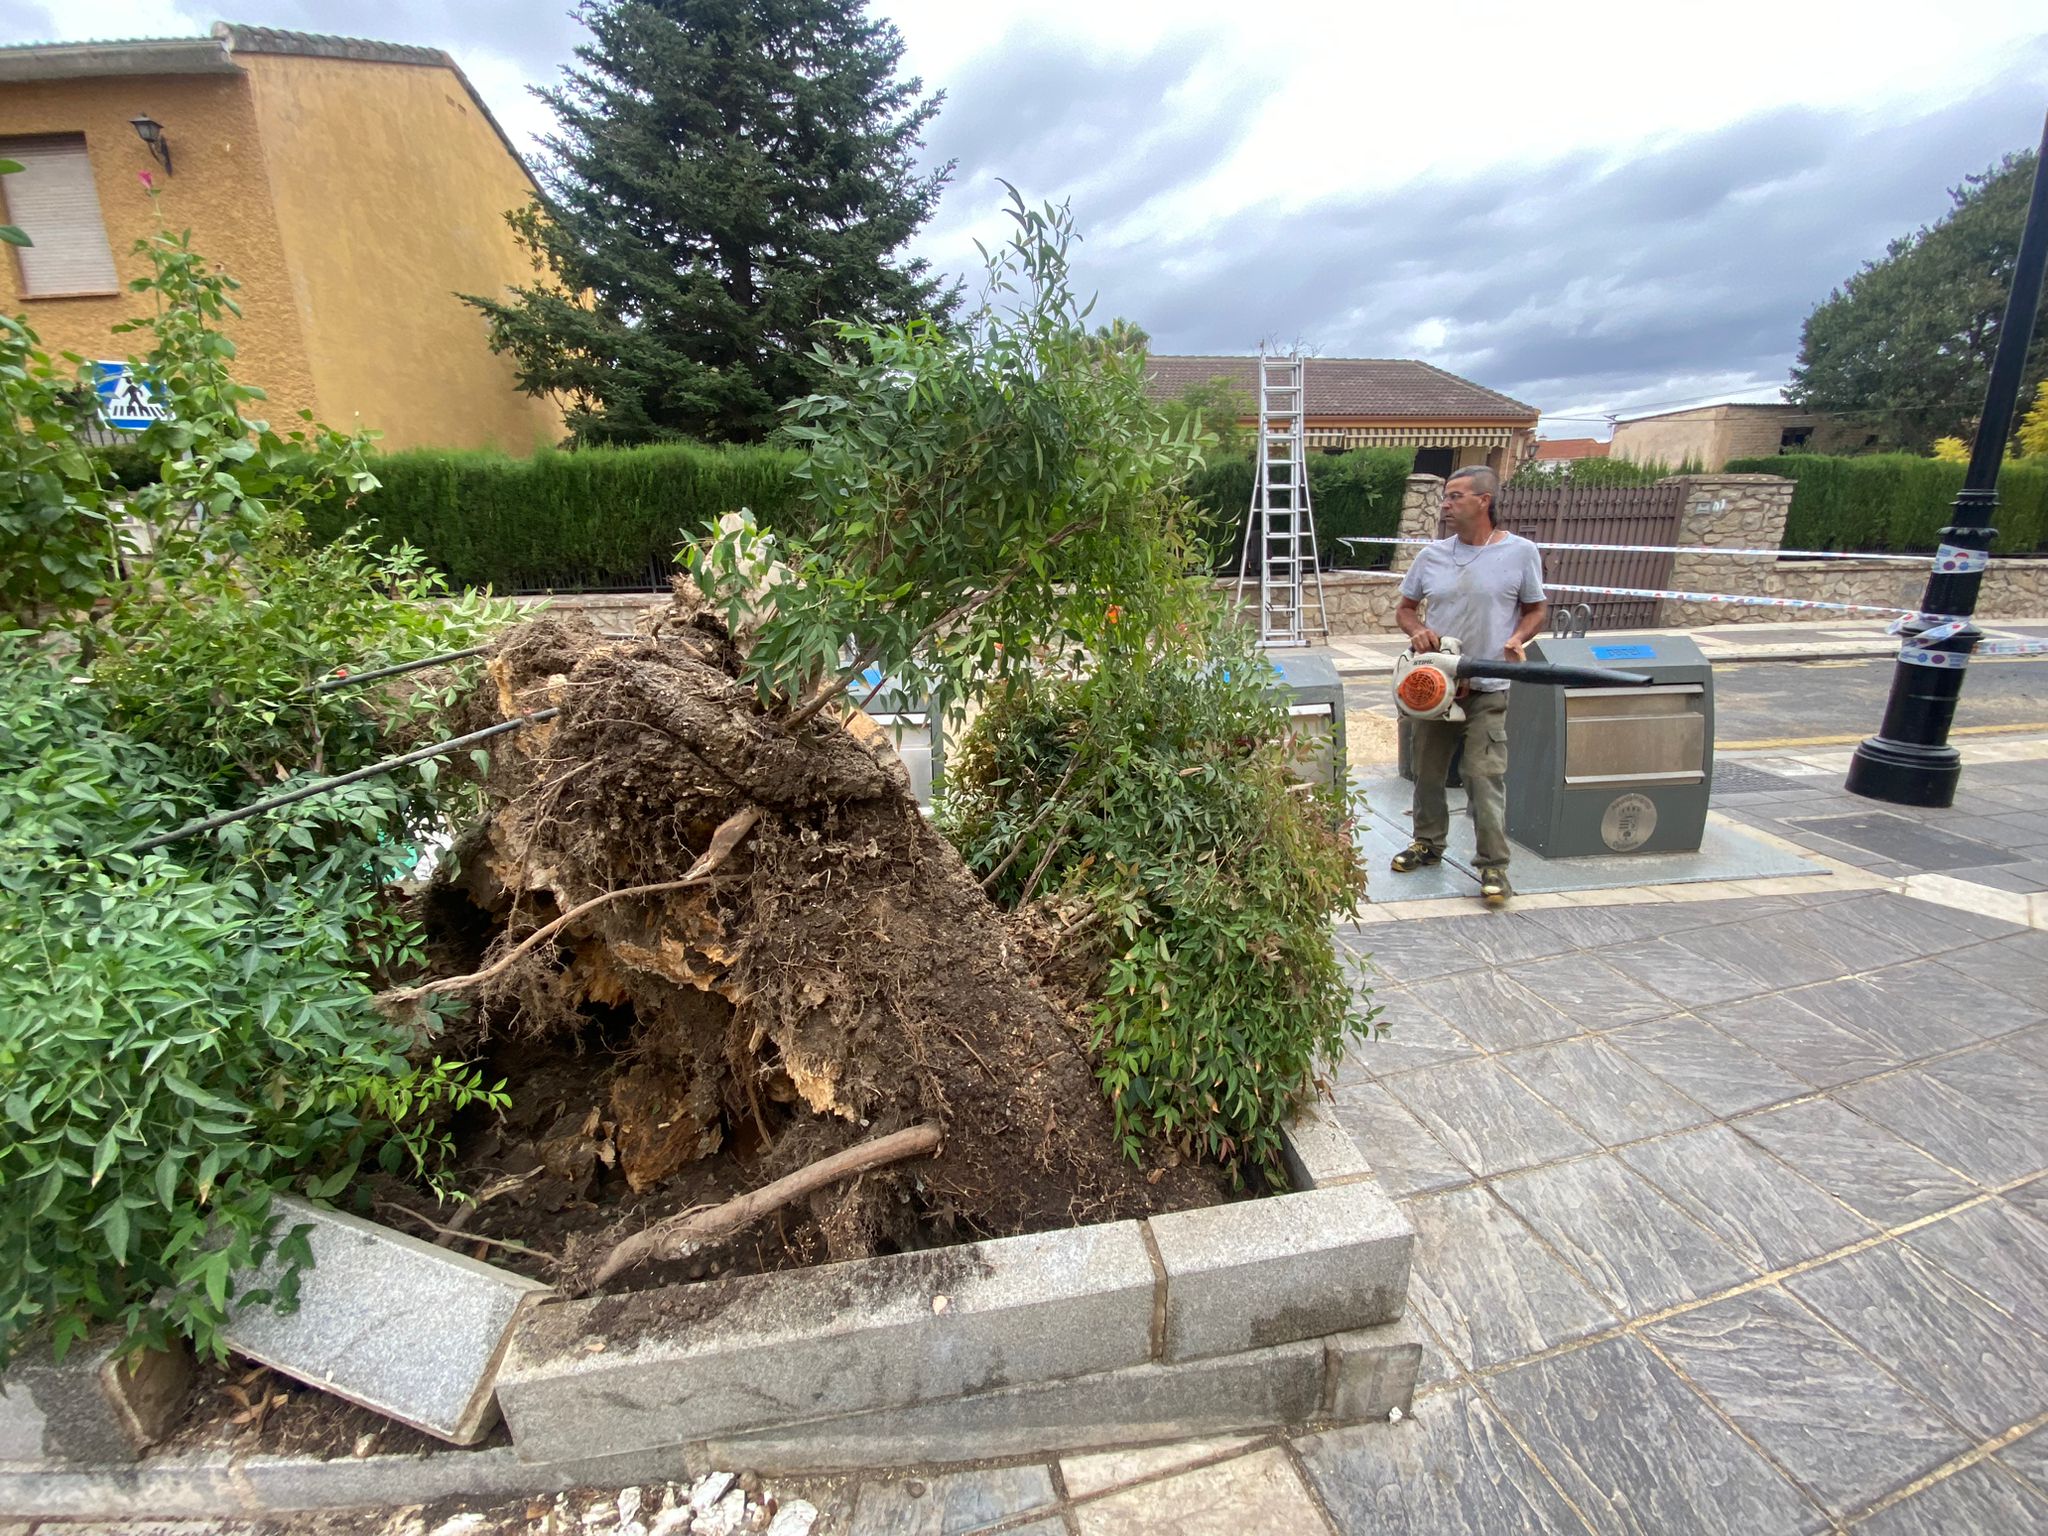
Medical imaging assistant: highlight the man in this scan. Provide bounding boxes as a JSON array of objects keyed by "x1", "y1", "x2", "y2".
[{"x1": 1391, "y1": 466, "x2": 1547, "y2": 907}]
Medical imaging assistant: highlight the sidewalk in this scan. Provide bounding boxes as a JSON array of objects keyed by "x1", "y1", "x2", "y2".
[
  {"x1": 22, "y1": 751, "x2": 2048, "y2": 1536},
  {"x1": 1317, "y1": 616, "x2": 2048, "y2": 678}
]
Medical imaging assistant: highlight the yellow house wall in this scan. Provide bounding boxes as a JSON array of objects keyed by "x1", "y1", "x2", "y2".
[
  {"x1": 1611, "y1": 409, "x2": 1722, "y2": 468},
  {"x1": 0, "y1": 72, "x2": 317, "y2": 420},
  {"x1": 237, "y1": 53, "x2": 562, "y2": 453}
]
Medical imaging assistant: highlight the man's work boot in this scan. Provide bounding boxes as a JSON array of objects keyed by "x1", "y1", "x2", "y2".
[
  {"x1": 1391, "y1": 842, "x2": 1443, "y2": 873},
  {"x1": 1480, "y1": 868, "x2": 1512, "y2": 908}
]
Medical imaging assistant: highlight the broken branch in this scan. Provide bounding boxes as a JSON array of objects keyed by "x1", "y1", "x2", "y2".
[{"x1": 592, "y1": 1121, "x2": 943, "y2": 1286}]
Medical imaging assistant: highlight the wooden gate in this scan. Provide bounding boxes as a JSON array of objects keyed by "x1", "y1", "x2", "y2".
[{"x1": 1450, "y1": 481, "x2": 1689, "y2": 631}]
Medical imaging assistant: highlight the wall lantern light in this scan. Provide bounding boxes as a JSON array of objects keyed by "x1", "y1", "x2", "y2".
[{"x1": 129, "y1": 115, "x2": 173, "y2": 177}]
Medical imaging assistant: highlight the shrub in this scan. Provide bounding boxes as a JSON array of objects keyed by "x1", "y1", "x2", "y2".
[
  {"x1": 1185, "y1": 447, "x2": 1413, "y2": 573},
  {"x1": 941, "y1": 614, "x2": 1373, "y2": 1178},
  {"x1": 303, "y1": 441, "x2": 805, "y2": 591},
  {"x1": 1514, "y1": 455, "x2": 1702, "y2": 487},
  {"x1": 1725, "y1": 453, "x2": 2048, "y2": 555}
]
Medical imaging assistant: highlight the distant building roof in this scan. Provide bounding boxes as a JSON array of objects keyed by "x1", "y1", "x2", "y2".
[
  {"x1": 1144, "y1": 356, "x2": 1538, "y2": 421},
  {"x1": 1533, "y1": 437, "x2": 1610, "y2": 461},
  {"x1": 1615, "y1": 400, "x2": 1807, "y2": 425},
  {"x1": 0, "y1": 21, "x2": 535, "y2": 189}
]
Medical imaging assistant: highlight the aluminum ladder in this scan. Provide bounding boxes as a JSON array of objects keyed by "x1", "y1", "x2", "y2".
[{"x1": 1233, "y1": 353, "x2": 1328, "y2": 647}]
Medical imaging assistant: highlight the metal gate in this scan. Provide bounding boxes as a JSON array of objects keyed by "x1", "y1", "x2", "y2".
[{"x1": 1444, "y1": 481, "x2": 1687, "y2": 630}]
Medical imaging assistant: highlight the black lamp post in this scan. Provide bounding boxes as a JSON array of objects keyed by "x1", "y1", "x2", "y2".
[
  {"x1": 129, "y1": 115, "x2": 172, "y2": 177},
  {"x1": 1845, "y1": 110, "x2": 2048, "y2": 808}
]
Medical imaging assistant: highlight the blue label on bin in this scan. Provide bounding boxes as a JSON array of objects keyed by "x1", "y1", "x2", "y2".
[{"x1": 1591, "y1": 644, "x2": 1655, "y2": 661}]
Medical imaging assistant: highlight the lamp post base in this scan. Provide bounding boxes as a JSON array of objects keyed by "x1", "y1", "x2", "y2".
[{"x1": 1845, "y1": 735, "x2": 1962, "y2": 808}]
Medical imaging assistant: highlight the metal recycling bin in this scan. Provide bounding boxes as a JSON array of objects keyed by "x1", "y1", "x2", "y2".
[
  {"x1": 1505, "y1": 635, "x2": 1714, "y2": 857},
  {"x1": 1264, "y1": 651, "x2": 1347, "y2": 790},
  {"x1": 855, "y1": 669, "x2": 944, "y2": 805}
]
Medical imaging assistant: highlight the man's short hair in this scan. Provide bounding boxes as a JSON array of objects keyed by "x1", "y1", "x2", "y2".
[{"x1": 1448, "y1": 466, "x2": 1500, "y2": 520}]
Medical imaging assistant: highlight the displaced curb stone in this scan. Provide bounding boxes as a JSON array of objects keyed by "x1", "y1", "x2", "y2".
[
  {"x1": 220, "y1": 1195, "x2": 548, "y2": 1446},
  {"x1": 1324, "y1": 1318, "x2": 1423, "y2": 1421},
  {"x1": 0, "y1": 1328, "x2": 193, "y2": 1465},
  {"x1": 496, "y1": 1221, "x2": 1156, "y2": 1463},
  {"x1": 1145, "y1": 1182, "x2": 1411, "y2": 1362},
  {"x1": 1279, "y1": 1099, "x2": 1375, "y2": 1189}
]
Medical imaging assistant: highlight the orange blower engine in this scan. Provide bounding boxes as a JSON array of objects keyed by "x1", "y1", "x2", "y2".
[{"x1": 1393, "y1": 636, "x2": 1652, "y2": 722}]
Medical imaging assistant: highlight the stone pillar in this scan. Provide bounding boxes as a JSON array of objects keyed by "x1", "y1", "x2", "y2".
[
  {"x1": 1393, "y1": 476, "x2": 1443, "y2": 573},
  {"x1": 1656, "y1": 474, "x2": 1794, "y2": 627}
]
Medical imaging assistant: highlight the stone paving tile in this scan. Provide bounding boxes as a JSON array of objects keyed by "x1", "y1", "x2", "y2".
[
  {"x1": 1851, "y1": 1458, "x2": 2048, "y2": 1535},
  {"x1": 1340, "y1": 925, "x2": 1487, "y2": 986},
  {"x1": 1975, "y1": 929, "x2": 2048, "y2": 992},
  {"x1": 1999, "y1": 1423, "x2": 2048, "y2": 1502},
  {"x1": 1900, "y1": 1200, "x2": 2048, "y2": 1337},
  {"x1": 1786, "y1": 1242, "x2": 2048, "y2": 1440},
  {"x1": 1297, "y1": 1388, "x2": 1590, "y2": 1536},
  {"x1": 1783, "y1": 970, "x2": 1991, "y2": 1059},
  {"x1": 1341, "y1": 998, "x2": 1483, "y2": 1079},
  {"x1": 1430, "y1": 912, "x2": 1580, "y2": 966},
  {"x1": 1869, "y1": 956, "x2": 2045, "y2": 1040},
  {"x1": 1837, "y1": 1068, "x2": 2047, "y2": 1188},
  {"x1": 1379, "y1": 1060, "x2": 1596, "y2": 1179},
  {"x1": 848, "y1": 1465, "x2": 1058, "y2": 1535},
  {"x1": 1699, "y1": 991, "x2": 1905, "y2": 1089},
  {"x1": 1331, "y1": 1085, "x2": 1471, "y2": 1201},
  {"x1": 1918, "y1": 1046, "x2": 2048, "y2": 1161},
  {"x1": 1826, "y1": 890, "x2": 2026, "y2": 948},
  {"x1": 2005, "y1": 1173, "x2": 2048, "y2": 1229},
  {"x1": 1643, "y1": 1287, "x2": 1971, "y2": 1521},
  {"x1": 2005, "y1": 1025, "x2": 2048, "y2": 1073},
  {"x1": 1483, "y1": 1334, "x2": 1824, "y2": 1536},
  {"x1": 1500, "y1": 1038, "x2": 1713, "y2": 1146},
  {"x1": 1493, "y1": 1154, "x2": 1752, "y2": 1317},
  {"x1": 1606, "y1": 1015, "x2": 1809, "y2": 1118},
  {"x1": 1734, "y1": 1098, "x2": 1978, "y2": 1227},
  {"x1": 1601, "y1": 937, "x2": 1776, "y2": 1009},
  {"x1": 1070, "y1": 1445, "x2": 1324, "y2": 1535},
  {"x1": 1745, "y1": 904, "x2": 1910, "y2": 977},
  {"x1": 1665, "y1": 918, "x2": 1844, "y2": 990},
  {"x1": 1618, "y1": 1124, "x2": 1873, "y2": 1273},
  {"x1": 1496, "y1": 953, "x2": 1671, "y2": 1031},
  {"x1": 1060, "y1": 1437, "x2": 1254, "y2": 1498},
  {"x1": 1528, "y1": 902, "x2": 1686, "y2": 949},
  {"x1": 1398, "y1": 969, "x2": 1578, "y2": 1053},
  {"x1": 1402, "y1": 1187, "x2": 1615, "y2": 1372}
]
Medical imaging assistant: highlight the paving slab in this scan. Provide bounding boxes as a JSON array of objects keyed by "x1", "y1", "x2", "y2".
[
  {"x1": 1643, "y1": 1288, "x2": 1969, "y2": 1520},
  {"x1": 1733, "y1": 1098, "x2": 1978, "y2": 1227},
  {"x1": 2000, "y1": 1422, "x2": 2048, "y2": 1502},
  {"x1": 1060, "y1": 1437, "x2": 1255, "y2": 1498},
  {"x1": 1299, "y1": 1386, "x2": 1603, "y2": 1535},
  {"x1": 1786, "y1": 1242, "x2": 2048, "y2": 1440},
  {"x1": 1899, "y1": 1201, "x2": 2048, "y2": 1337},
  {"x1": 1837, "y1": 1069, "x2": 2045, "y2": 1187},
  {"x1": 1699, "y1": 993, "x2": 1903, "y2": 1089},
  {"x1": 1598, "y1": 937, "x2": 1774, "y2": 1009},
  {"x1": 1071, "y1": 1445, "x2": 1325, "y2": 1536},
  {"x1": 1482, "y1": 1334, "x2": 1823, "y2": 1536},
  {"x1": 1853, "y1": 1458, "x2": 2048, "y2": 1536},
  {"x1": 1617, "y1": 1124, "x2": 1874, "y2": 1273},
  {"x1": 218, "y1": 1195, "x2": 547, "y2": 1446},
  {"x1": 846, "y1": 1465, "x2": 1056, "y2": 1535},
  {"x1": 1497, "y1": 951, "x2": 1672, "y2": 1030},
  {"x1": 1329, "y1": 1087, "x2": 1470, "y2": 1201},
  {"x1": 1146, "y1": 1182, "x2": 1411, "y2": 1361},
  {"x1": 1400, "y1": 1187, "x2": 1613, "y2": 1372},
  {"x1": 1395, "y1": 968, "x2": 1576, "y2": 1053},
  {"x1": 1492, "y1": 1154, "x2": 1752, "y2": 1316},
  {"x1": 1501, "y1": 1036, "x2": 1713, "y2": 1146},
  {"x1": 1379, "y1": 1059, "x2": 1595, "y2": 1178},
  {"x1": 1606, "y1": 1014, "x2": 1808, "y2": 1117},
  {"x1": 1787, "y1": 969, "x2": 1998, "y2": 1059},
  {"x1": 1340, "y1": 997, "x2": 1483, "y2": 1079}
]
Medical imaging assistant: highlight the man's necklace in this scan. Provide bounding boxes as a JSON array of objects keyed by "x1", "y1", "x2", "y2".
[{"x1": 1451, "y1": 530, "x2": 1503, "y2": 568}]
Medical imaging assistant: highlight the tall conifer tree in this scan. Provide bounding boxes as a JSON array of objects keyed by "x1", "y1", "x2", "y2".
[{"x1": 468, "y1": 0, "x2": 953, "y2": 444}]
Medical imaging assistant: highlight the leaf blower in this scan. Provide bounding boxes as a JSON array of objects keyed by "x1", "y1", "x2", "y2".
[{"x1": 1393, "y1": 636, "x2": 1653, "y2": 722}]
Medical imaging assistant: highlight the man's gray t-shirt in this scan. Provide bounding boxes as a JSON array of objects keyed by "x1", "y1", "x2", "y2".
[{"x1": 1399, "y1": 534, "x2": 1547, "y2": 691}]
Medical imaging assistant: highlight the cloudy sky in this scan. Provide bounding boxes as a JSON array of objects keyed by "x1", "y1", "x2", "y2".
[{"x1": 8, "y1": 0, "x2": 2047, "y2": 435}]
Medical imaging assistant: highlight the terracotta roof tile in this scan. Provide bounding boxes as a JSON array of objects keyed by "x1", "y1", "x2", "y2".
[
  {"x1": 1142, "y1": 356, "x2": 1538, "y2": 421},
  {"x1": 1533, "y1": 437, "x2": 1610, "y2": 461}
]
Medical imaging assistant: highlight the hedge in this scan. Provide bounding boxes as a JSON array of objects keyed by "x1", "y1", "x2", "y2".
[
  {"x1": 1725, "y1": 453, "x2": 2048, "y2": 556},
  {"x1": 303, "y1": 443, "x2": 807, "y2": 591},
  {"x1": 1185, "y1": 447, "x2": 1414, "y2": 573}
]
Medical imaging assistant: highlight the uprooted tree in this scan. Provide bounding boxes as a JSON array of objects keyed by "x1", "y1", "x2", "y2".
[{"x1": 401, "y1": 192, "x2": 1372, "y2": 1287}]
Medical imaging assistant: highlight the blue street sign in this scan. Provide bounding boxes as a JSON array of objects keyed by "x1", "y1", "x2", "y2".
[{"x1": 92, "y1": 361, "x2": 171, "y2": 431}]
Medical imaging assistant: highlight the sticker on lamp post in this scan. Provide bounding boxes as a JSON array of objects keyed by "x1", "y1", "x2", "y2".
[
  {"x1": 1601, "y1": 793, "x2": 1658, "y2": 852},
  {"x1": 91, "y1": 361, "x2": 172, "y2": 431}
]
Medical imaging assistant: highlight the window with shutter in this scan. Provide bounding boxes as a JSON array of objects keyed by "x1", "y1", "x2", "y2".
[{"x1": 0, "y1": 134, "x2": 120, "y2": 298}]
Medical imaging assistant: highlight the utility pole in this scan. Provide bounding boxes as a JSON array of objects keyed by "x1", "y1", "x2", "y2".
[{"x1": 1846, "y1": 113, "x2": 2048, "y2": 807}]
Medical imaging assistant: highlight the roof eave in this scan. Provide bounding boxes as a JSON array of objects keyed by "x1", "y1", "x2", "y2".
[{"x1": 0, "y1": 37, "x2": 238, "y2": 83}]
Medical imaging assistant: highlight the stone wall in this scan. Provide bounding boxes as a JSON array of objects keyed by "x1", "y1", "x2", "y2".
[{"x1": 1657, "y1": 475, "x2": 1793, "y2": 626}]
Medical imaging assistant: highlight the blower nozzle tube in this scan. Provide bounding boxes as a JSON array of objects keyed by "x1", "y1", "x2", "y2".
[{"x1": 1455, "y1": 658, "x2": 1652, "y2": 688}]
